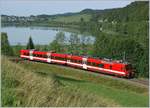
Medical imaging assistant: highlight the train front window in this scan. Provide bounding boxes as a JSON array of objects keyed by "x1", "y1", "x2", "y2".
[
  {"x1": 110, "y1": 65, "x2": 112, "y2": 69},
  {"x1": 125, "y1": 64, "x2": 132, "y2": 71},
  {"x1": 99, "y1": 64, "x2": 104, "y2": 68},
  {"x1": 24, "y1": 52, "x2": 29, "y2": 56}
]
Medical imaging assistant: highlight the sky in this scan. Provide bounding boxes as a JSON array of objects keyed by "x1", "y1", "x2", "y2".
[{"x1": 0, "y1": 0, "x2": 134, "y2": 16}]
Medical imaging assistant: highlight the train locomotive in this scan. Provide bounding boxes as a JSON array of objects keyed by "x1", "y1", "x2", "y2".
[{"x1": 20, "y1": 49, "x2": 135, "y2": 78}]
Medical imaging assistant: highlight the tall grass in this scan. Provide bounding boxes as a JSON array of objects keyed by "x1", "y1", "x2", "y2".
[
  {"x1": 19, "y1": 60, "x2": 149, "y2": 107},
  {"x1": 21, "y1": 61, "x2": 148, "y2": 94},
  {"x1": 1, "y1": 56, "x2": 119, "y2": 107}
]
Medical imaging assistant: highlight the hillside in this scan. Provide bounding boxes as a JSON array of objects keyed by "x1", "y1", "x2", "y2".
[
  {"x1": 48, "y1": 14, "x2": 91, "y2": 23},
  {"x1": 93, "y1": 1, "x2": 149, "y2": 22},
  {"x1": 2, "y1": 56, "x2": 120, "y2": 107},
  {"x1": 2, "y1": 56, "x2": 149, "y2": 107}
]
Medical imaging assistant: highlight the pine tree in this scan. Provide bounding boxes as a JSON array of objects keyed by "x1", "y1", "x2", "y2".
[
  {"x1": 26, "y1": 36, "x2": 35, "y2": 49},
  {"x1": 1, "y1": 32, "x2": 14, "y2": 56}
]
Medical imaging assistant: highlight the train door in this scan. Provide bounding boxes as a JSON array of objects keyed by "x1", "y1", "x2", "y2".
[
  {"x1": 47, "y1": 52, "x2": 51, "y2": 63},
  {"x1": 29, "y1": 50, "x2": 33, "y2": 60},
  {"x1": 82, "y1": 58, "x2": 87, "y2": 69},
  {"x1": 67, "y1": 55, "x2": 71, "y2": 64}
]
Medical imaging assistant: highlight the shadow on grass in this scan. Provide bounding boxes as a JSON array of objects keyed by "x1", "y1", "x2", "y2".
[
  {"x1": 35, "y1": 71, "x2": 49, "y2": 76},
  {"x1": 56, "y1": 75, "x2": 86, "y2": 83},
  {"x1": 35, "y1": 71, "x2": 86, "y2": 83}
]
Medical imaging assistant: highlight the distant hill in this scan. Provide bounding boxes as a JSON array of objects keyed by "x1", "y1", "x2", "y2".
[
  {"x1": 97, "y1": 1, "x2": 149, "y2": 22},
  {"x1": 2, "y1": 1, "x2": 149, "y2": 24}
]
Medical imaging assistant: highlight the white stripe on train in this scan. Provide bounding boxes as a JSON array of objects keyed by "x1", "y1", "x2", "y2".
[{"x1": 20, "y1": 55, "x2": 125, "y2": 75}]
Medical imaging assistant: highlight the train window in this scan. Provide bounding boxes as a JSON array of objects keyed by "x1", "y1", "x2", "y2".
[
  {"x1": 60, "y1": 57, "x2": 63, "y2": 60},
  {"x1": 110, "y1": 65, "x2": 112, "y2": 69},
  {"x1": 87, "y1": 62, "x2": 92, "y2": 65},
  {"x1": 125, "y1": 64, "x2": 132, "y2": 70},
  {"x1": 55, "y1": 56, "x2": 65, "y2": 61},
  {"x1": 99, "y1": 64, "x2": 104, "y2": 68},
  {"x1": 60, "y1": 57, "x2": 65, "y2": 60},
  {"x1": 83, "y1": 61, "x2": 86, "y2": 64},
  {"x1": 43, "y1": 55, "x2": 47, "y2": 58},
  {"x1": 24, "y1": 53, "x2": 29, "y2": 56},
  {"x1": 71, "y1": 59, "x2": 74, "y2": 62},
  {"x1": 52, "y1": 56, "x2": 55, "y2": 59},
  {"x1": 76, "y1": 60, "x2": 78, "y2": 63},
  {"x1": 71, "y1": 59, "x2": 75, "y2": 62},
  {"x1": 90, "y1": 62, "x2": 98, "y2": 67},
  {"x1": 78, "y1": 60, "x2": 82, "y2": 63},
  {"x1": 121, "y1": 67, "x2": 125, "y2": 70},
  {"x1": 90, "y1": 62, "x2": 94, "y2": 66},
  {"x1": 96, "y1": 63, "x2": 99, "y2": 67}
]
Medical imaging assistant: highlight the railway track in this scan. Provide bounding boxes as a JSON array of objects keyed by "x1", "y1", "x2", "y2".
[
  {"x1": 51, "y1": 64, "x2": 149, "y2": 88},
  {"x1": 10, "y1": 57, "x2": 149, "y2": 88},
  {"x1": 129, "y1": 79, "x2": 149, "y2": 86}
]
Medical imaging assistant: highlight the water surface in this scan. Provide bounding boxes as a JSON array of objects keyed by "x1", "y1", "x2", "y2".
[{"x1": 1, "y1": 26, "x2": 94, "y2": 45}]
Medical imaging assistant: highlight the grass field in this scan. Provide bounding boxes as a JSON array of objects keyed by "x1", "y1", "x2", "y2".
[
  {"x1": 2, "y1": 57, "x2": 149, "y2": 107},
  {"x1": 49, "y1": 14, "x2": 91, "y2": 23}
]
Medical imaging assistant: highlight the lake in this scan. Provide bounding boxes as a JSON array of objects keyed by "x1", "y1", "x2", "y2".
[{"x1": 1, "y1": 26, "x2": 94, "y2": 45}]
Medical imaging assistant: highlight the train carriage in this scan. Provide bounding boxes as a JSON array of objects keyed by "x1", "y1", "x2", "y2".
[
  {"x1": 50, "y1": 53, "x2": 67, "y2": 65},
  {"x1": 66, "y1": 55, "x2": 83, "y2": 68}
]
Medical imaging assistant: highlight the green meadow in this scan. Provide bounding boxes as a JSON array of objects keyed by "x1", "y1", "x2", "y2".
[{"x1": 2, "y1": 57, "x2": 149, "y2": 107}]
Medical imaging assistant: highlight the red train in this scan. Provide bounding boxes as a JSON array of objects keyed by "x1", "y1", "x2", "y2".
[{"x1": 20, "y1": 49, "x2": 135, "y2": 78}]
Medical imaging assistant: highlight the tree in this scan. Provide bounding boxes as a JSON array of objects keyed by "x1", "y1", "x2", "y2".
[
  {"x1": 26, "y1": 36, "x2": 35, "y2": 49},
  {"x1": 49, "y1": 32, "x2": 66, "y2": 53},
  {"x1": 49, "y1": 40, "x2": 61, "y2": 52},
  {"x1": 93, "y1": 33, "x2": 110, "y2": 58},
  {"x1": 80, "y1": 36, "x2": 87, "y2": 55},
  {"x1": 13, "y1": 42, "x2": 22, "y2": 56},
  {"x1": 80, "y1": 17, "x2": 84, "y2": 22},
  {"x1": 80, "y1": 17, "x2": 86, "y2": 33},
  {"x1": 68, "y1": 33, "x2": 80, "y2": 54},
  {"x1": 55, "y1": 32, "x2": 65, "y2": 46},
  {"x1": 1, "y1": 32, "x2": 14, "y2": 56}
]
